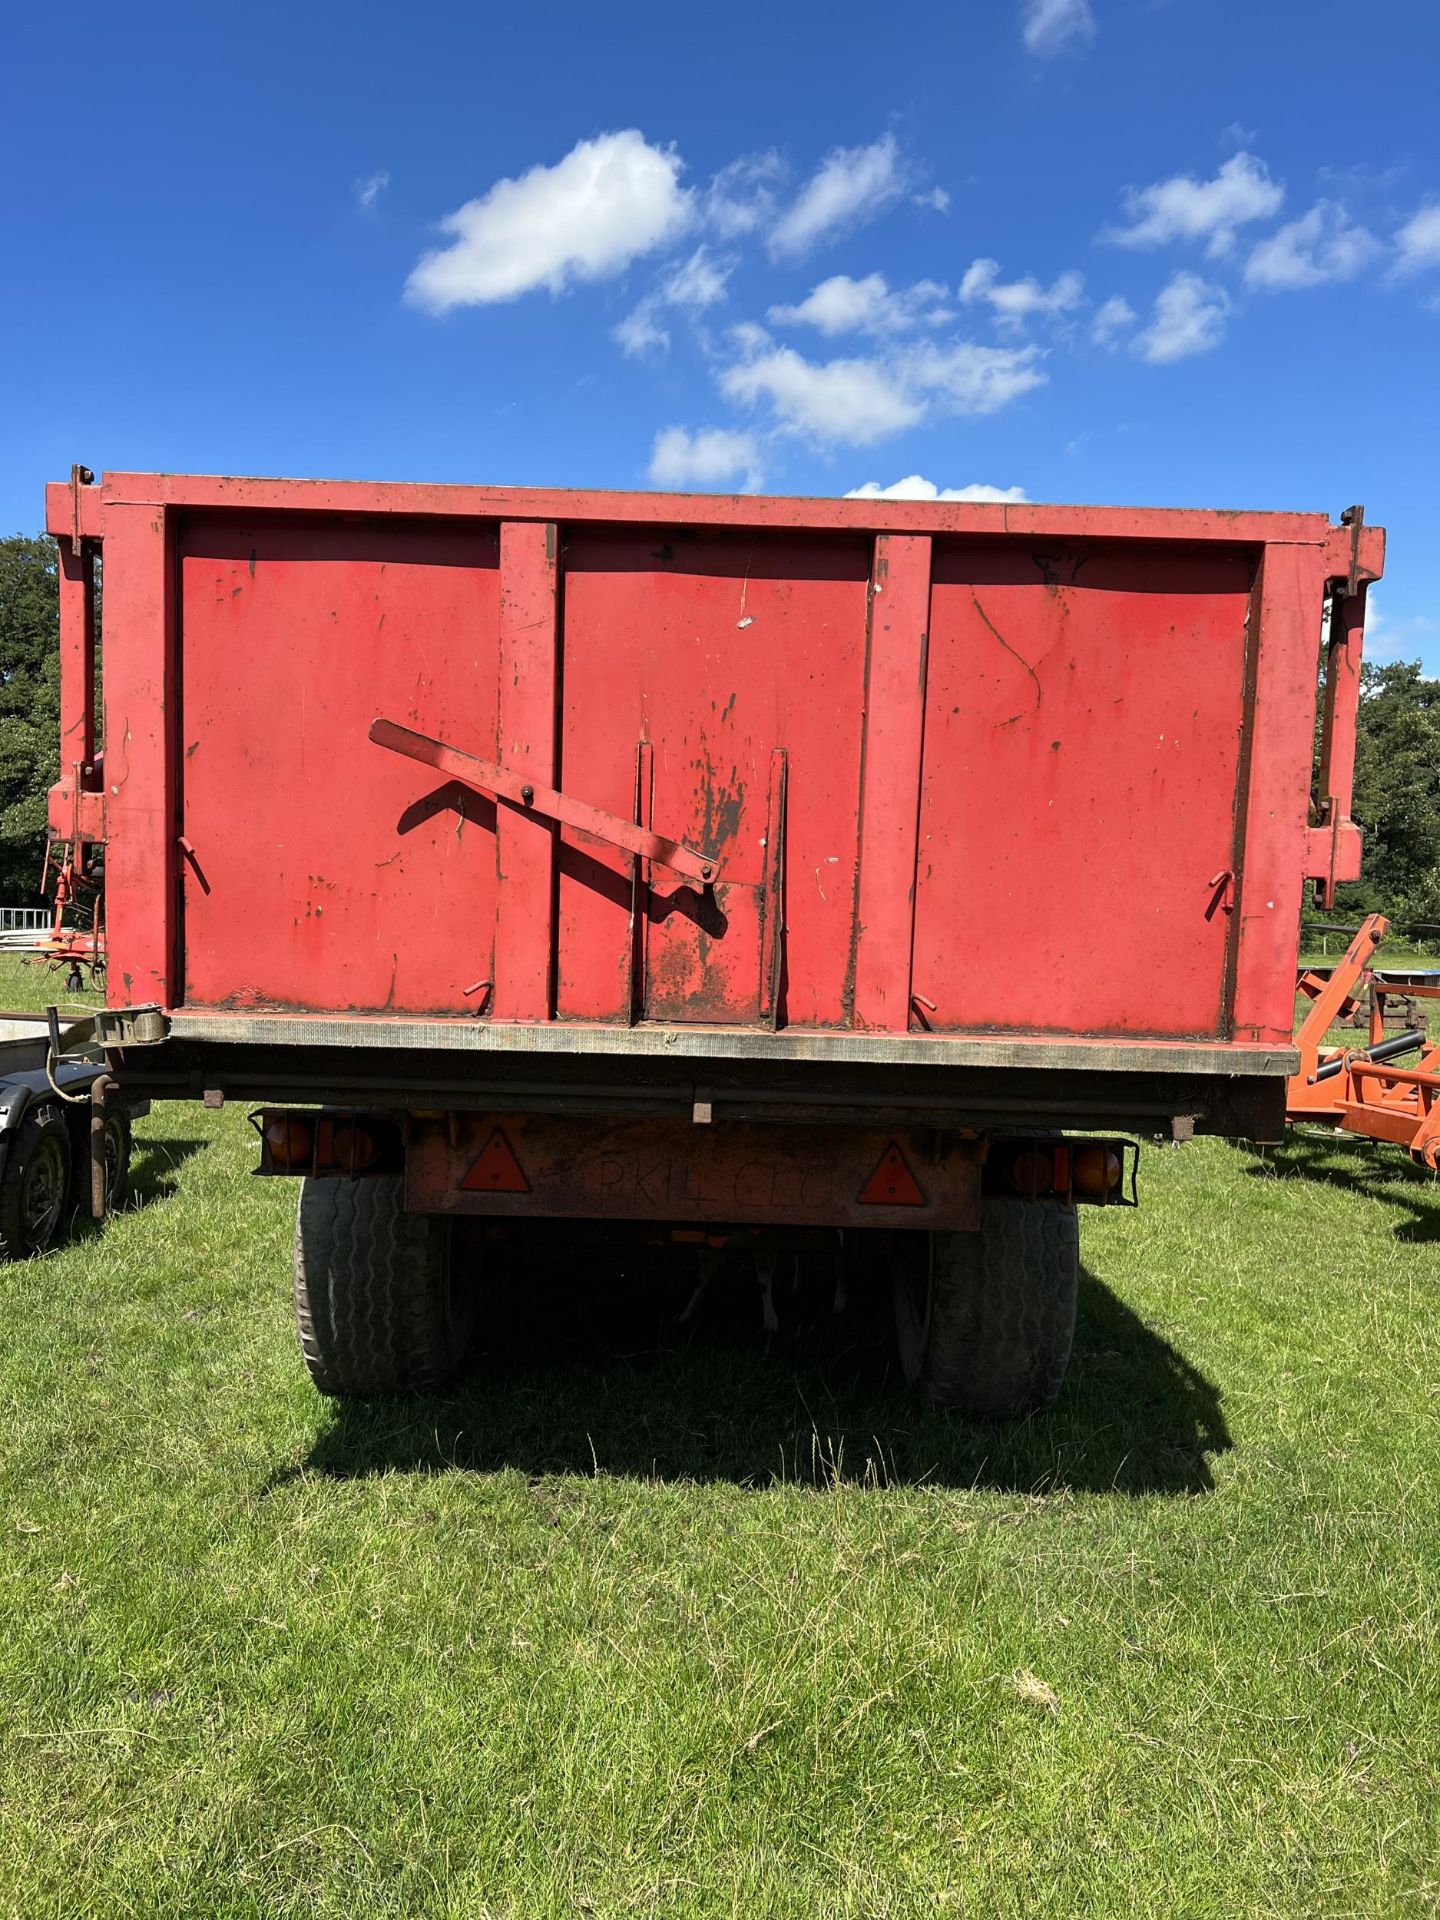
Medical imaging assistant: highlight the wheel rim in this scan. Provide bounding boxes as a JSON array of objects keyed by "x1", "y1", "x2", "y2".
[
  {"x1": 104, "y1": 1114, "x2": 127, "y2": 1208},
  {"x1": 890, "y1": 1233, "x2": 933, "y2": 1384},
  {"x1": 21, "y1": 1134, "x2": 67, "y2": 1252}
]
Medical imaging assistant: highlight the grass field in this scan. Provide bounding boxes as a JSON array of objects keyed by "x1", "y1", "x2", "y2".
[{"x1": 2, "y1": 954, "x2": 1439, "y2": 1917}]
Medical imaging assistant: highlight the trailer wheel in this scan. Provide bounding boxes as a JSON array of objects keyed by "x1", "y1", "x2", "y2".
[
  {"x1": 101, "y1": 1107, "x2": 132, "y2": 1214},
  {"x1": 0, "y1": 1104, "x2": 73, "y2": 1260},
  {"x1": 892, "y1": 1201, "x2": 1079, "y2": 1419},
  {"x1": 293, "y1": 1176, "x2": 473, "y2": 1397}
]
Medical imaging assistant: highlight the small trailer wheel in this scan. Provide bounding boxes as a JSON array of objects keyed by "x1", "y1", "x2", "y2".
[
  {"x1": 0, "y1": 1104, "x2": 73, "y2": 1260},
  {"x1": 100, "y1": 1106, "x2": 132, "y2": 1215},
  {"x1": 293, "y1": 1176, "x2": 474, "y2": 1397},
  {"x1": 892, "y1": 1200, "x2": 1080, "y2": 1419}
]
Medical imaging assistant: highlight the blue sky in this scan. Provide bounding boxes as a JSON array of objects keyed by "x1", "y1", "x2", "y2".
[{"x1": 4, "y1": 0, "x2": 1438, "y2": 665}]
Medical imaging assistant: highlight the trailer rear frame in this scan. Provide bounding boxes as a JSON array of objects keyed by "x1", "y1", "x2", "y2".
[{"x1": 34, "y1": 468, "x2": 1385, "y2": 1416}]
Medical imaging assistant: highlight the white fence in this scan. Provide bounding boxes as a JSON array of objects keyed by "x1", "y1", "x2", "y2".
[{"x1": 0, "y1": 908, "x2": 50, "y2": 933}]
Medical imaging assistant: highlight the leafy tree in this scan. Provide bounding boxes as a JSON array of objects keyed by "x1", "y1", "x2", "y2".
[
  {"x1": 1334, "y1": 659, "x2": 1440, "y2": 925},
  {"x1": 0, "y1": 534, "x2": 60, "y2": 904}
]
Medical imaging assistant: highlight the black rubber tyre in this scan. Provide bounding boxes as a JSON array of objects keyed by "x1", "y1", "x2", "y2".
[
  {"x1": 293, "y1": 1176, "x2": 473, "y2": 1397},
  {"x1": 893, "y1": 1200, "x2": 1080, "y2": 1419},
  {"x1": 0, "y1": 1103, "x2": 73, "y2": 1260}
]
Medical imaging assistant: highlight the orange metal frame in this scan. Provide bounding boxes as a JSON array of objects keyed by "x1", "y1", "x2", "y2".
[
  {"x1": 1288, "y1": 913, "x2": 1440, "y2": 1168},
  {"x1": 4, "y1": 839, "x2": 106, "y2": 984}
]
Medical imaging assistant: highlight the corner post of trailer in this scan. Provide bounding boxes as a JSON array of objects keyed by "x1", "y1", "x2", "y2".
[{"x1": 1229, "y1": 542, "x2": 1325, "y2": 1047}]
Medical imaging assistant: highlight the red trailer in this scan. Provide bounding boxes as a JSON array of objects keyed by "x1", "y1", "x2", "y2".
[{"x1": 37, "y1": 469, "x2": 1382, "y2": 1416}]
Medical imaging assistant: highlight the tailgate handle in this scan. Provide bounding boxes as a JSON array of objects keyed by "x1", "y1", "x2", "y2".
[{"x1": 369, "y1": 719, "x2": 718, "y2": 886}]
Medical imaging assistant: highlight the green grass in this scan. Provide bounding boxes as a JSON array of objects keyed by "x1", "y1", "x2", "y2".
[
  {"x1": 2, "y1": 959, "x2": 1439, "y2": 1916},
  {"x1": 1300, "y1": 937, "x2": 1440, "y2": 970},
  {"x1": 0, "y1": 953, "x2": 82, "y2": 1014}
]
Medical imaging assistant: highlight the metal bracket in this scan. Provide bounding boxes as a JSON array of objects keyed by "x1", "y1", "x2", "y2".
[
  {"x1": 1304, "y1": 818, "x2": 1363, "y2": 906},
  {"x1": 46, "y1": 1003, "x2": 166, "y2": 1060},
  {"x1": 1339, "y1": 503, "x2": 1365, "y2": 597},
  {"x1": 1206, "y1": 868, "x2": 1236, "y2": 918},
  {"x1": 69, "y1": 463, "x2": 95, "y2": 549}
]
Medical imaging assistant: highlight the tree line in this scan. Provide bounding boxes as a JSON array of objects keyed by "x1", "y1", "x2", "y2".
[
  {"x1": 1, "y1": 534, "x2": 64, "y2": 904},
  {"x1": 2, "y1": 529, "x2": 1437, "y2": 921}
]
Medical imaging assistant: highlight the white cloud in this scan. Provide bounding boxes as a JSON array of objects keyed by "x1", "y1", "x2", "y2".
[
  {"x1": 661, "y1": 246, "x2": 730, "y2": 309},
  {"x1": 1104, "y1": 151, "x2": 1284, "y2": 258},
  {"x1": 903, "y1": 339, "x2": 1048, "y2": 414},
  {"x1": 914, "y1": 186, "x2": 951, "y2": 214},
  {"x1": 614, "y1": 306, "x2": 671, "y2": 357},
  {"x1": 1021, "y1": 0, "x2": 1096, "y2": 55},
  {"x1": 406, "y1": 130, "x2": 691, "y2": 311},
  {"x1": 355, "y1": 170, "x2": 389, "y2": 210},
  {"x1": 1245, "y1": 201, "x2": 1379, "y2": 289},
  {"x1": 958, "y1": 258, "x2": 1085, "y2": 329},
  {"x1": 1395, "y1": 202, "x2": 1440, "y2": 274},
  {"x1": 1090, "y1": 294, "x2": 1136, "y2": 346},
  {"x1": 721, "y1": 347, "x2": 923, "y2": 444},
  {"x1": 767, "y1": 273, "x2": 948, "y2": 336},
  {"x1": 705, "y1": 151, "x2": 784, "y2": 239},
  {"x1": 727, "y1": 321, "x2": 773, "y2": 357},
  {"x1": 614, "y1": 245, "x2": 732, "y2": 358},
  {"x1": 1133, "y1": 272, "x2": 1229, "y2": 363},
  {"x1": 846, "y1": 475, "x2": 1029, "y2": 503},
  {"x1": 719, "y1": 334, "x2": 1045, "y2": 446},
  {"x1": 768, "y1": 133, "x2": 907, "y2": 259},
  {"x1": 649, "y1": 426, "x2": 763, "y2": 491},
  {"x1": 1361, "y1": 593, "x2": 1396, "y2": 663},
  {"x1": 1359, "y1": 596, "x2": 1440, "y2": 667}
]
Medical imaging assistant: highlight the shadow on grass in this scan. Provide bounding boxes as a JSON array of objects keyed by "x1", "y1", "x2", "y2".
[
  {"x1": 64, "y1": 1135, "x2": 212, "y2": 1245},
  {"x1": 127, "y1": 1135, "x2": 212, "y2": 1209},
  {"x1": 300, "y1": 1248, "x2": 1231, "y2": 1496},
  {"x1": 1232, "y1": 1133, "x2": 1440, "y2": 1244}
]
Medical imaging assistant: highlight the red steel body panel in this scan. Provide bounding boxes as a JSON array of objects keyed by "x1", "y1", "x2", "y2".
[
  {"x1": 913, "y1": 540, "x2": 1250, "y2": 1037},
  {"x1": 555, "y1": 529, "x2": 869, "y2": 1028},
  {"x1": 177, "y1": 517, "x2": 501, "y2": 1015},
  {"x1": 47, "y1": 473, "x2": 1383, "y2": 1068}
]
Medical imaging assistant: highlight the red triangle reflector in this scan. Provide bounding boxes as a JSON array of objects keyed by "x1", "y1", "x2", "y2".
[
  {"x1": 857, "y1": 1142, "x2": 926, "y2": 1207},
  {"x1": 460, "y1": 1127, "x2": 530, "y2": 1194}
]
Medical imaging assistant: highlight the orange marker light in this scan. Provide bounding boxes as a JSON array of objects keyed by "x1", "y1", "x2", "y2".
[
  {"x1": 1073, "y1": 1145, "x2": 1121, "y2": 1197},
  {"x1": 330, "y1": 1123, "x2": 378, "y2": 1172},
  {"x1": 1005, "y1": 1146, "x2": 1056, "y2": 1196},
  {"x1": 265, "y1": 1116, "x2": 313, "y2": 1169}
]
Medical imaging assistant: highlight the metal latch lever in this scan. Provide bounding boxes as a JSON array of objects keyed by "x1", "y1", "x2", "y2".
[{"x1": 369, "y1": 718, "x2": 718, "y2": 885}]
